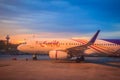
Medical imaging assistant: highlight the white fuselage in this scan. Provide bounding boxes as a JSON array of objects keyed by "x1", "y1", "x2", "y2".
[{"x1": 17, "y1": 38, "x2": 120, "y2": 56}]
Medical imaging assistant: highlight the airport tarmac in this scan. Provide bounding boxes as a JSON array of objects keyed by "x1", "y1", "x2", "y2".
[{"x1": 0, "y1": 55, "x2": 120, "y2": 80}]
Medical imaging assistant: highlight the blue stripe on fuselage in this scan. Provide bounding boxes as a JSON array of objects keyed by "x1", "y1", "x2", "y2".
[{"x1": 102, "y1": 39, "x2": 120, "y2": 45}]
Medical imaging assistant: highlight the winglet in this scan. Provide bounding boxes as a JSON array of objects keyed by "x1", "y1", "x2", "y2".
[{"x1": 87, "y1": 30, "x2": 100, "y2": 46}]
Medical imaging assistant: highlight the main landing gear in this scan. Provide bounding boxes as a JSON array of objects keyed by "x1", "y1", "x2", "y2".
[
  {"x1": 76, "y1": 56, "x2": 85, "y2": 63},
  {"x1": 32, "y1": 54, "x2": 37, "y2": 60}
]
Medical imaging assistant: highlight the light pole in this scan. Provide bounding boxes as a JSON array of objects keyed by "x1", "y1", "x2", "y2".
[{"x1": 6, "y1": 35, "x2": 10, "y2": 52}]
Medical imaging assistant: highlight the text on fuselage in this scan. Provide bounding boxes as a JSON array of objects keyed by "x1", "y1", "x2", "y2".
[{"x1": 36, "y1": 40, "x2": 60, "y2": 47}]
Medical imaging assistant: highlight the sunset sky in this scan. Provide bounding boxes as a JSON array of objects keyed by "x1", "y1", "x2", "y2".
[{"x1": 0, "y1": 0, "x2": 120, "y2": 43}]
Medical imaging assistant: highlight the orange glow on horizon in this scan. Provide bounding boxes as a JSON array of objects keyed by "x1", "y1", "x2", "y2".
[
  {"x1": 0, "y1": 34, "x2": 34, "y2": 44},
  {"x1": 0, "y1": 32, "x2": 90, "y2": 44}
]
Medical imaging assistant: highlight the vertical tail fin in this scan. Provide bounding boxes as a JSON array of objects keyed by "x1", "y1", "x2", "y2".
[{"x1": 87, "y1": 30, "x2": 100, "y2": 46}]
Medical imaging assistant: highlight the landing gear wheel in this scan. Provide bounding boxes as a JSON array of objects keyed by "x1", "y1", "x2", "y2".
[
  {"x1": 76, "y1": 58, "x2": 81, "y2": 63},
  {"x1": 81, "y1": 56, "x2": 85, "y2": 61},
  {"x1": 32, "y1": 54, "x2": 37, "y2": 60},
  {"x1": 76, "y1": 56, "x2": 85, "y2": 63}
]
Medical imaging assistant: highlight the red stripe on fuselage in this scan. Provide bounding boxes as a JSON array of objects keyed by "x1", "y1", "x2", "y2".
[
  {"x1": 81, "y1": 40, "x2": 112, "y2": 53},
  {"x1": 71, "y1": 39, "x2": 106, "y2": 53}
]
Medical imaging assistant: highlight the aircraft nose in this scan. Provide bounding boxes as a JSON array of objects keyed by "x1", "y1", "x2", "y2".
[{"x1": 17, "y1": 44, "x2": 24, "y2": 52}]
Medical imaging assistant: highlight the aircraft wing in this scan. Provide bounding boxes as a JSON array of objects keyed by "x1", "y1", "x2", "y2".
[{"x1": 67, "y1": 30, "x2": 100, "y2": 56}]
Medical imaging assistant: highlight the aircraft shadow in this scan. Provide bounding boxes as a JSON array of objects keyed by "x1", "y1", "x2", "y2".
[{"x1": 53, "y1": 57, "x2": 120, "y2": 68}]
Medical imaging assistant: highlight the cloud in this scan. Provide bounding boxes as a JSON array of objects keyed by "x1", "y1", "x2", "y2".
[
  {"x1": 0, "y1": 20, "x2": 18, "y2": 24},
  {"x1": 0, "y1": 0, "x2": 120, "y2": 39},
  {"x1": 1, "y1": 30, "x2": 120, "y2": 44},
  {"x1": 100, "y1": 31, "x2": 120, "y2": 39},
  {"x1": 0, "y1": 22, "x2": 33, "y2": 37},
  {"x1": 112, "y1": 23, "x2": 120, "y2": 29}
]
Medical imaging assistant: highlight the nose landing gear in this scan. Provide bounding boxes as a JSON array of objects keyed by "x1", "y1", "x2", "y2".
[{"x1": 32, "y1": 54, "x2": 37, "y2": 60}]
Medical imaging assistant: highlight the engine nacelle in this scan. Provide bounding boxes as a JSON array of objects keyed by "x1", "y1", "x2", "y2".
[
  {"x1": 49, "y1": 50, "x2": 68, "y2": 59},
  {"x1": 84, "y1": 49, "x2": 95, "y2": 55}
]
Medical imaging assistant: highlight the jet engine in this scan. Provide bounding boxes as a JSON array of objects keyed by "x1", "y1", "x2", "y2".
[
  {"x1": 84, "y1": 49, "x2": 95, "y2": 55},
  {"x1": 49, "y1": 50, "x2": 68, "y2": 59}
]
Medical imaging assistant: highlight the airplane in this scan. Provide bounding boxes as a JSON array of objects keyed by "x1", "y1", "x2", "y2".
[{"x1": 17, "y1": 30, "x2": 120, "y2": 62}]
